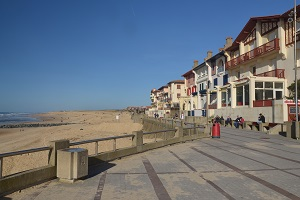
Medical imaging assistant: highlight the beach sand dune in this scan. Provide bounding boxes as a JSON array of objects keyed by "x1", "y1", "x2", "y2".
[{"x1": 0, "y1": 110, "x2": 143, "y2": 176}]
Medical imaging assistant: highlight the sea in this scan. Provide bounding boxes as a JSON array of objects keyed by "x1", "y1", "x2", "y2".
[{"x1": 0, "y1": 112, "x2": 39, "y2": 125}]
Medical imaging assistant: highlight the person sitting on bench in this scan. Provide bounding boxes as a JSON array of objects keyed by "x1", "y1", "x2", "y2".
[
  {"x1": 257, "y1": 113, "x2": 265, "y2": 124},
  {"x1": 234, "y1": 116, "x2": 240, "y2": 128},
  {"x1": 225, "y1": 116, "x2": 232, "y2": 126}
]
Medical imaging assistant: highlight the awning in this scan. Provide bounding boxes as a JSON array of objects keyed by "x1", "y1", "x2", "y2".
[{"x1": 233, "y1": 78, "x2": 250, "y2": 86}]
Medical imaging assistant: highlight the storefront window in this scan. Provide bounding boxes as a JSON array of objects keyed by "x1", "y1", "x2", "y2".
[
  {"x1": 255, "y1": 89, "x2": 263, "y2": 100},
  {"x1": 265, "y1": 90, "x2": 273, "y2": 99},
  {"x1": 254, "y1": 81, "x2": 283, "y2": 101}
]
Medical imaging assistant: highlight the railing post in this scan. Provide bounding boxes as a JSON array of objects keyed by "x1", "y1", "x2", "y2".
[
  {"x1": 113, "y1": 139, "x2": 116, "y2": 151},
  {"x1": 155, "y1": 132, "x2": 157, "y2": 142},
  {"x1": 95, "y1": 141, "x2": 98, "y2": 155},
  {"x1": 175, "y1": 127, "x2": 183, "y2": 138},
  {"x1": 0, "y1": 157, "x2": 2, "y2": 179},
  {"x1": 49, "y1": 140, "x2": 70, "y2": 166},
  {"x1": 132, "y1": 131, "x2": 143, "y2": 152}
]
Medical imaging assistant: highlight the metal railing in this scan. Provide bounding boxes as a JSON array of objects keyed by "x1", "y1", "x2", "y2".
[
  {"x1": 0, "y1": 146, "x2": 51, "y2": 179},
  {"x1": 143, "y1": 129, "x2": 176, "y2": 142},
  {"x1": 70, "y1": 134, "x2": 135, "y2": 156},
  {"x1": 226, "y1": 38, "x2": 280, "y2": 69},
  {"x1": 255, "y1": 69, "x2": 285, "y2": 79}
]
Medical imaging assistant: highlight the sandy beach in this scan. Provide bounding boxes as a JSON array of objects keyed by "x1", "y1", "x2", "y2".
[{"x1": 0, "y1": 110, "x2": 143, "y2": 177}]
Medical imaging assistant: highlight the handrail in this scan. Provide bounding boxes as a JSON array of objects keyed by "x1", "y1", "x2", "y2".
[
  {"x1": 0, "y1": 146, "x2": 51, "y2": 179},
  {"x1": 143, "y1": 129, "x2": 176, "y2": 135},
  {"x1": 69, "y1": 134, "x2": 134, "y2": 146},
  {"x1": 226, "y1": 38, "x2": 279, "y2": 69},
  {"x1": 0, "y1": 146, "x2": 51, "y2": 158}
]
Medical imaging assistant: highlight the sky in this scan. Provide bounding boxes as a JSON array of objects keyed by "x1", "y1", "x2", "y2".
[{"x1": 0, "y1": 0, "x2": 295, "y2": 113}]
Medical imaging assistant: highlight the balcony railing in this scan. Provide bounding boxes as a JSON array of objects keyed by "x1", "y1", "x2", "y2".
[
  {"x1": 255, "y1": 69, "x2": 285, "y2": 79},
  {"x1": 226, "y1": 38, "x2": 280, "y2": 69},
  {"x1": 253, "y1": 100, "x2": 273, "y2": 107},
  {"x1": 208, "y1": 104, "x2": 217, "y2": 109}
]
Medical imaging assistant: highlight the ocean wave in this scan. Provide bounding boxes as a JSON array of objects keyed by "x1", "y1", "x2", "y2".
[{"x1": 0, "y1": 112, "x2": 38, "y2": 125}]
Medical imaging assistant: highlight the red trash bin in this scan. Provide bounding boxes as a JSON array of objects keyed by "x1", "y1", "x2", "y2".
[{"x1": 212, "y1": 123, "x2": 220, "y2": 138}]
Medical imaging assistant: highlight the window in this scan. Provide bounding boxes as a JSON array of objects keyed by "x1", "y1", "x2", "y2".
[
  {"x1": 214, "y1": 78, "x2": 218, "y2": 87},
  {"x1": 261, "y1": 21, "x2": 278, "y2": 36},
  {"x1": 255, "y1": 89, "x2": 264, "y2": 100},
  {"x1": 177, "y1": 85, "x2": 181, "y2": 89},
  {"x1": 255, "y1": 82, "x2": 263, "y2": 88},
  {"x1": 235, "y1": 85, "x2": 249, "y2": 106},
  {"x1": 223, "y1": 74, "x2": 228, "y2": 85},
  {"x1": 275, "y1": 82, "x2": 283, "y2": 88},
  {"x1": 265, "y1": 82, "x2": 273, "y2": 88},
  {"x1": 236, "y1": 86, "x2": 243, "y2": 105},
  {"x1": 254, "y1": 81, "x2": 284, "y2": 100},
  {"x1": 177, "y1": 93, "x2": 181, "y2": 98},
  {"x1": 252, "y1": 66, "x2": 256, "y2": 75}
]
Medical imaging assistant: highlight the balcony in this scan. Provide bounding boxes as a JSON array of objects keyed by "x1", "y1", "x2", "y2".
[
  {"x1": 255, "y1": 69, "x2": 285, "y2": 79},
  {"x1": 226, "y1": 38, "x2": 280, "y2": 69},
  {"x1": 208, "y1": 104, "x2": 217, "y2": 109}
]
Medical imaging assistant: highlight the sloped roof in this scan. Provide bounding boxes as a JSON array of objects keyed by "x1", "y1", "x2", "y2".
[
  {"x1": 167, "y1": 80, "x2": 184, "y2": 85},
  {"x1": 227, "y1": 15, "x2": 280, "y2": 51},
  {"x1": 227, "y1": 5, "x2": 300, "y2": 51},
  {"x1": 181, "y1": 69, "x2": 193, "y2": 77},
  {"x1": 158, "y1": 85, "x2": 168, "y2": 90}
]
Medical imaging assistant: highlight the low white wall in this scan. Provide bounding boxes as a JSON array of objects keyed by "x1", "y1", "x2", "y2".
[{"x1": 213, "y1": 100, "x2": 284, "y2": 123}]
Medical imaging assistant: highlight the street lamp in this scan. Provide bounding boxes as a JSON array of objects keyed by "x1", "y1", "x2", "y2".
[
  {"x1": 294, "y1": 0, "x2": 298, "y2": 123},
  {"x1": 289, "y1": 1, "x2": 298, "y2": 137}
]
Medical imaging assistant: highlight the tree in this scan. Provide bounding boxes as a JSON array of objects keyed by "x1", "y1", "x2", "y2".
[{"x1": 287, "y1": 79, "x2": 300, "y2": 99}]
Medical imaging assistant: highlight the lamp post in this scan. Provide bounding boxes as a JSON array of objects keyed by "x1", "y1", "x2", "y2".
[
  {"x1": 289, "y1": 0, "x2": 298, "y2": 138},
  {"x1": 294, "y1": 0, "x2": 298, "y2": 124}
]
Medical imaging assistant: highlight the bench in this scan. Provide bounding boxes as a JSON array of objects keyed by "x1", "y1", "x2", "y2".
[{"x1": 244, "y1": 121, "x2": 278, "y2": 132}]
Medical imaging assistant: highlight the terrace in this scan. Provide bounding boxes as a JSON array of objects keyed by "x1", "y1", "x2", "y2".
[{"x1": 226, "y1": 38, "x2": 280, "y2": 69}]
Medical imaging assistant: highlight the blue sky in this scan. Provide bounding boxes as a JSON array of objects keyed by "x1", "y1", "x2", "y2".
[{"x1": 0, "y1": 0, "x2": 295, "y2": 112}]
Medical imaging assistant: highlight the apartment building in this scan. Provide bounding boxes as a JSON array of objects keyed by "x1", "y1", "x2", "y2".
[
  {"x1": 180, "y1": 61, "x2": 198, "y2": 116},
  {"x1": 209, "y1": 6, "x2": 300, "y2": 123},
  {"x1": 167, "y1": 80, "x2": 185, "y2": 109}
]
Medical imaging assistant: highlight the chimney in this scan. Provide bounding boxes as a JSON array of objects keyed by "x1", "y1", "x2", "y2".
[
  {"x1": 193, "y1": 60, "x2": 198, "y2": 68},
  {"x1": 204, "y1": 51, "x2": 213, "y2": 61},
  {"x1": 224, "y1": 37, "x2": 233, "y2": 49}
]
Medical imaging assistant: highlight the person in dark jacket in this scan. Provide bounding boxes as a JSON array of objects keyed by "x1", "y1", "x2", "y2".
[
  {"x1": 225, "y1": 116, "x2": 232, "y2": 126},
  {"x1": 234, "y1": 115, "x2": 240, "y2": 128},
  {"x1": 257, "y1": 113, "x2": 265, "y2": 124}
]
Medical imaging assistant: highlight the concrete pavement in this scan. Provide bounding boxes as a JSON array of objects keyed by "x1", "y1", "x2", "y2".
[{"x1": 2, "y1": 126, "x2": 300, "y2": 200}]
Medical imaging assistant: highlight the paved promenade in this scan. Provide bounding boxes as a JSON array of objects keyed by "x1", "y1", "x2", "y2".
[{"x1": 3, "y1": 127, "x2": 300, "y2": 200}]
